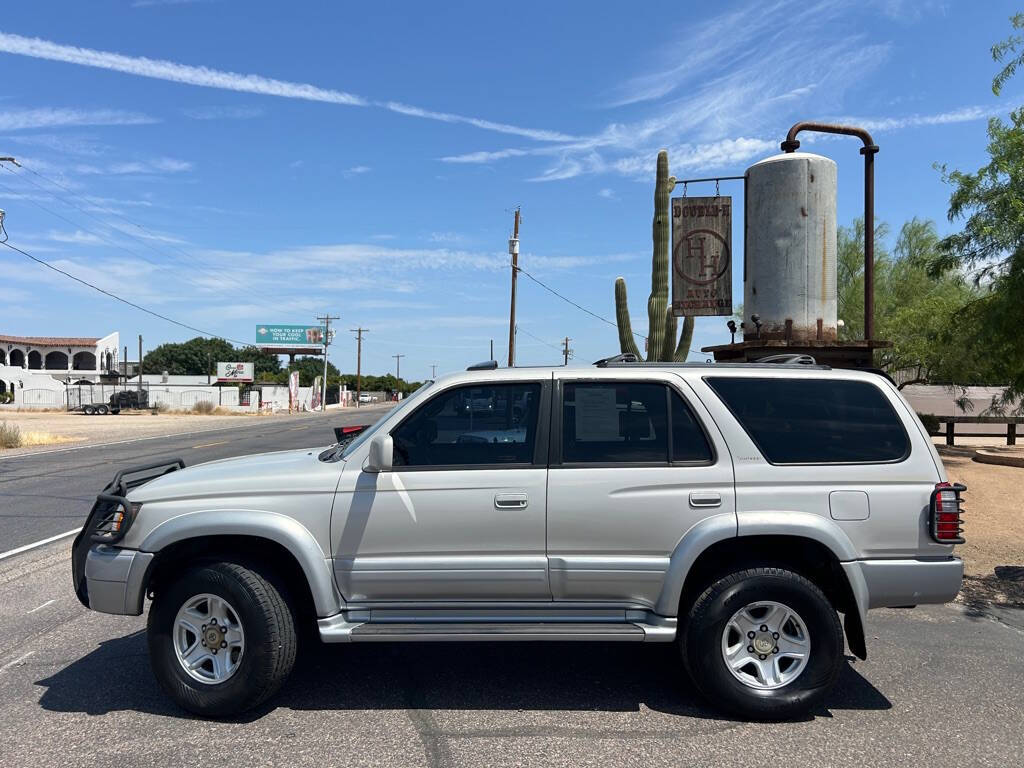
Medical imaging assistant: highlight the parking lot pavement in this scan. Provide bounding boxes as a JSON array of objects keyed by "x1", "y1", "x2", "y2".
[{"x1": 1, "y1": 542, "x2": 1021, "y2": 768}]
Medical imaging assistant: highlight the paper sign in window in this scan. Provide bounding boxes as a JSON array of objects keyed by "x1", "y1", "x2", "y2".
[{"x1": 574, "y1": 387, "x2": 620, "y2": 441}]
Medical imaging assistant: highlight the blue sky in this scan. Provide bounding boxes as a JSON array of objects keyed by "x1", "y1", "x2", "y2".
[{"x1": 0, "y1": 0, "x2": 1019, "y2": 380}]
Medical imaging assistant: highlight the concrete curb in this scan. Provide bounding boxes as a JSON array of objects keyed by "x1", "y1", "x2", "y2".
[{"x1": 972, "y1": 449, "x2": 1024, "y2": 468}]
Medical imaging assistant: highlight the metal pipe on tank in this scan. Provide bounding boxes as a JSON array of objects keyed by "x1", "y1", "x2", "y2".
[{"x1": 780, "y1": 122, "x2": 878, "y2": 341}]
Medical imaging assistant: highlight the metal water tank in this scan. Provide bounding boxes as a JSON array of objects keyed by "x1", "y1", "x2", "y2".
[{"x1": 744, "y1": 152, "x2": 837, "y2": 342}]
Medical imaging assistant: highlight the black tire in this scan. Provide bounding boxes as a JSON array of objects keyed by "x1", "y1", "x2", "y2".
[
  {"x1": 680, "y1": 567, "x2": 843, "y2": 721},
  {"x1": 83, "y1": 405, "x2": 95, "y2": 416},
  {"x1": 97, "y1": 405, "x2": 108, "y2": 415},
  {"x1": 147, "y1": 561, "x2": 297, "y2": 717}
]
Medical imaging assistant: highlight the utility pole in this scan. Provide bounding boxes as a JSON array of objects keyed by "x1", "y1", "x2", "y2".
[
  {"x1": 317, "y1": 313, "x2": 340, "y2": 412},
  {"x1": 123, "y1": 344, "x2": 128, "y2": 384},
  {"x1": 206, "y1": 351, "x2": 212, "y2": 385},
  {"x1": 430, "y1": 364, "x2": 437, "y2": 379},
  {"x1": 507, "y1": 207, "x2": 520, "y2": 368},
  {"x1": 137, "y1": 334, "x2": 143, "y2": 395},
  {"x1": 392, "y1": 353, "x2": 404, "y2": 381},
  {"x1": 350, "y1": 327, "x2": 367, "y2": 406},
  {"x1": 562, "y1": 336, "x2": 572, "y2": 366},
  {"x1": 490, "y1": 339, "x2": 494, "y2": 361}
]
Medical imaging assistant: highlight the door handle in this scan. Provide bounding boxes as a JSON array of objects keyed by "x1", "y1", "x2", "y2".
[
  {"x1": 494, "y1": 493, "x2": 529, "y2": 510},
  {"x1": 689, "y1": 491, "x2": 721, "y2": 508}
]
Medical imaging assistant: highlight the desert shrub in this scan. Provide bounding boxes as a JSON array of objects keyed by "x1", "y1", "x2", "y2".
[
  {"x1": 917, "y1": 413, "x2": 940, "y2": 435},
  {"x1": 192, "y1": 400, "x2": 216, "y2": 415},
  {"x1": 150, "y1": 401, "x2": 169, "y2": 414},
  {"x1": 0, "y1": 421, "x2": 22, "y2": 448}
]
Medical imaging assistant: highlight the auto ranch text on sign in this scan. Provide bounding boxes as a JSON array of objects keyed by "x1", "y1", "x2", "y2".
[{"x1": 671, "y1": 196, "x2": 733, "y2": 317}]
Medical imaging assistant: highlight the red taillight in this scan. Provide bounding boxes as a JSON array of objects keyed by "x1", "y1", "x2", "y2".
[{"x1": 930, "y1": 482, "x2": 966, "y2": 543}]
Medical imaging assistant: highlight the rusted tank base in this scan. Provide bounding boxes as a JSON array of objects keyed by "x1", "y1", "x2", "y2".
[{"x1": 702, "y1": 339, "x2": 891, "y2": 370}]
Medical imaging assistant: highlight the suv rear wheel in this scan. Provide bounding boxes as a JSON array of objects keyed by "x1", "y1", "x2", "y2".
[
  {"x1": 147, "y1": 561, "x2": 296, "y2": 717},
  {"x1": 680, "y1": 567, "x2": 843, "y2": 720}
]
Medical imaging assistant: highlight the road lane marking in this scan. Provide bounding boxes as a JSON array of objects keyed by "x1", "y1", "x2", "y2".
[
  {"x1": 0, "y1": 651, "x2": 34, "y2": 673},
  {"x1": 0, "y1": 528, "x2": 79, "y2": 561},
  {"x1": 27, "y1": 599, "x2": 56, "y2": 614},
  {"x1": 192, "y1": 440, "x2": 228, "y2": 449}
]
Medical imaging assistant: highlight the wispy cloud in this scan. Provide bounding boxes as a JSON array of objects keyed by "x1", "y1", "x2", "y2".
[
  {"x1": 182, "y1": 105, "x2": 264, "y2": 120},
  {"x1": 343, "y1": 165, "x2": 371, "y2": 177},
  {"x1": 45, "y1": 229, "x2": 104, "y2": 245},
  {"x1": 73, "y1": 157, "x2": 193, "y2": 175},
  {"x1": 0, "y1": 106, "x2": 156, "y2": 132},
  {"x1": 3, "y1": 133, "x2": 110, "y2": 156},
  {"x1": 0, "y1": 31, "x2": 574, "y2": 143},
  {"x1": 826, "y1": 104, "x2": 1008, "y2": 133},
  {"x1": 597, "y1": 188, "x2": 616, "y2": 199}
]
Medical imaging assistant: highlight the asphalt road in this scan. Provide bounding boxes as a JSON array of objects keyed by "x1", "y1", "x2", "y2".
[
  {"x1": 1, "y1": 407, "x2": 1021, "y2": 766},
  {"x1": 0, "y1": 408, "x2": 388, "y2": 552}
]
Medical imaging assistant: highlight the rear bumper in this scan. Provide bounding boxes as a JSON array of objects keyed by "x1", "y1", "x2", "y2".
[
  {"x1": 82, "y1": 545, "x2": 152, "y2": 615},
  {"x1": 853, "y1": 557, "x2": 963, "y2": 609}
]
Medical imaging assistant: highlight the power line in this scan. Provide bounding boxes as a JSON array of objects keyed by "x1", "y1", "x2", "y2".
[
  {"x1": 0, "y1": 238, "x2": 248, "y2": 344},
  {"x1": 516, "y1": 263, "x2": 702, "y2": 356},
  {"x1": 515, "y1": 325, "x2": 561, "y2": 350},
  {"x1": 516, "y1": 264, "x2": 644, "y2": 341}
]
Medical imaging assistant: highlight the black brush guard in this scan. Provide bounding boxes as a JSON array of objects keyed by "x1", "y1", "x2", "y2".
[{"x1": 71, "y1": 458, "x2": 186, "y2": 608}]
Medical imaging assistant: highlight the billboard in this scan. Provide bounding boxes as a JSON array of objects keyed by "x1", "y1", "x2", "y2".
[
  {"x1": 216, "y1": 362, "x2": 254, "y2": 383},
  {"x1": 255, "y1": 324, "x2": 325, "y2": 347},
  {"x1": 671, "y1": 196, "x2": 733, "y2": 317}
]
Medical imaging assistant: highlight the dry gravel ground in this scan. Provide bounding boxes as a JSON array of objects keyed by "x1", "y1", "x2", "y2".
[
  {"x1": 937, "y1": 443, "x2": 1024, "y2": 611},
  {"x1": 0, "y1": 409, "x2": 325, "y2": 456}
]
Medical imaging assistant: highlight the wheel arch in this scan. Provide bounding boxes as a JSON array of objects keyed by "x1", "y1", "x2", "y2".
[
  {"x1": 139, "y1": 511, "x2": 342, "y2": 618},
  {"x1": 658, "y1": 515, "x2": 868, "y2": 660}
]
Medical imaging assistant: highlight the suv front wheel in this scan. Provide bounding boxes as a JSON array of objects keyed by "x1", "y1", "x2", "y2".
[
  {"x1": 681, "y1": 567, "x2": 844, "y2": 720},
  {"x1": 147, "y1": 561, "x2": 297, "y2": 717}
]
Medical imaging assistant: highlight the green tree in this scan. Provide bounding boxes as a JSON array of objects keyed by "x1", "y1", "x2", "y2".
[
  {"x1": 143, "y1": 337, "x2": 236, "y2": 376},
  {"x1": 837, "y1": 218, "x2": 983, "y2": 388},
  {"x1": 928, "y1": 14, "x2": 1024, "y2": 408},
  {"x1": 143, "y1": 337, "x2": 282, "y2": 377}
]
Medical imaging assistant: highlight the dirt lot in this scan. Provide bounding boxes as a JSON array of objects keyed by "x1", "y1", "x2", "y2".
[
  {"x1": 0, "y1": 409, "x2": 274, "y2": 455},
  {"x1": 937, "y1": 443, "x2": 1024, "y2": 610}
]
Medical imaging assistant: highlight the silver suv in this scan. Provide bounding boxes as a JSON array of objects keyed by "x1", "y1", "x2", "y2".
[{"x1": 71, "y1": 359, "x2": 965, "y2": 719}]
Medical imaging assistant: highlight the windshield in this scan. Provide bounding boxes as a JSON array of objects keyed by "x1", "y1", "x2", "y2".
[{"x1": 320, "y1": 380, "x2": 434, "y2": 462}]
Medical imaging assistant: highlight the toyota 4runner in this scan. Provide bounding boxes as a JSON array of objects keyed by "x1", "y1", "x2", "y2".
[{"x1": 72, "y1": 358, "x2": 965, "y2": 719}]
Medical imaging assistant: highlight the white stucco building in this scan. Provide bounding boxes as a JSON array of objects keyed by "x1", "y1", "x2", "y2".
[{"x1": 0, "y1": 332, "x2": 120, "y2": 400}]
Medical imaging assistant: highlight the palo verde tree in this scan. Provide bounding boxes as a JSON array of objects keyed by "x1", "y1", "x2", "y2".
[{"x1": 614, "y1": 150, "x2": 695, "y2": 361}]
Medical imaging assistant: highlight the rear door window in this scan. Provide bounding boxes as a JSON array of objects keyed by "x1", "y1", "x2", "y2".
[
  {"x1": 705, "y1": 377, "x2": 909, "y2": 464},
  {"x1": 561, "y1": 381, "x2": 712, "y2": 464}
]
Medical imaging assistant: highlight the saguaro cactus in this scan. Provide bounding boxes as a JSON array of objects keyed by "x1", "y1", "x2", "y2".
[{"x1": 614, "y1": 150, "x2": 694, "y2": 361}]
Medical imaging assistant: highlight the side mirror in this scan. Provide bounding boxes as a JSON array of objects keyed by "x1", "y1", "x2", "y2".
[{"x1": 365, "y1": 434, "x2": 393, "y2": 473}]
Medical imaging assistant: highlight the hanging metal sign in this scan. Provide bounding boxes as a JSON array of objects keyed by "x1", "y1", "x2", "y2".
[{"x1": 671, "y1": 196, "x2": 733, "y2": 316}]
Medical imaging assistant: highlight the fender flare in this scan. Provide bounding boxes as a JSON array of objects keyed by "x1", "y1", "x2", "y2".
[
  {"x1": 656, "y1": 510, "x2": 869, "y2": 658},
  {"x1": 139, "y1": 510, "x2": 342, "y2": 617},
  {"x1": 654, "y1": 513, "x2": 737, "y2": 616}
]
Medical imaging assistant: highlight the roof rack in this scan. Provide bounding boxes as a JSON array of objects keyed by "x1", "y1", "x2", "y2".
[
  {"x1": 466, "y1": 359, "x2": 499, "y2": 371},
  {"x1": 593, "y1": 353, "x2": 639, "y2": 367},
  {"x1": 755, "y1": 353, "x2": 818, "y2": 365}
]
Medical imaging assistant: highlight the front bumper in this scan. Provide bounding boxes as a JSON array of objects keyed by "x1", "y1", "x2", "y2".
[
  {"x1": 82, "y1": 545, "x2": 153, "y2": 615},
  {"x1": 854, "y1": 556, "x2": 963, "y2": 609}
]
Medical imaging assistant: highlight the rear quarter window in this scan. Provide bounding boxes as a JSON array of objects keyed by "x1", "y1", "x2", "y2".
[{"x1": 705, "y1": 376, "x2": 909, "y2": 464}]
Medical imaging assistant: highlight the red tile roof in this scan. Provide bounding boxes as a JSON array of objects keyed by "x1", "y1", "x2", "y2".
[{"x1": 0, "y1": 335, "x2": 100, "y2": 347}]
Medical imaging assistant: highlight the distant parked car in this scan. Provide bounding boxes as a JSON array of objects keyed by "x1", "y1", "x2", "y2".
[{"x1": 358, "y1": 392, "x2": 372, "y2": 403}]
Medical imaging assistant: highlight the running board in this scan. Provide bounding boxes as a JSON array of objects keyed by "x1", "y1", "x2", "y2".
[{"x1": 317, "y1": 615, "x2": 676, "y2": 643}]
